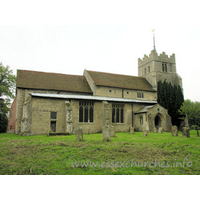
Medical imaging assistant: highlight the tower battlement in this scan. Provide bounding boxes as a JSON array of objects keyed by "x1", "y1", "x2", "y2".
[{"x1": 138, "y1": 50, "x2": 175, "y2": 67}]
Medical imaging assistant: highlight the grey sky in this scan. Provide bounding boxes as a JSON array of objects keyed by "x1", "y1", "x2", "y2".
[{"x1": 0, "y1": 0, "x2": 200, "y2": 101}]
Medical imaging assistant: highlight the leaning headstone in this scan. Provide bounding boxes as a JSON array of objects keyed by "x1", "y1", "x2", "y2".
[
  {"x1": 75, "y1": 127, "x2": 83, "y2": 141},
  {"x1": 143, "y1": 130, "x2": 148, "y2": 136},
  {"x1": 197, "y1": 129, "x2": 199, "y2": 137},
  {"x1": 182, "y1": 127, "x2": 190, "y2": 138},
  {"x1": 130, "y1": 127, "x2": 134, "y2": 134},
  {"x1": 110, "y1": 126, "x2": 115, "y2": 137},
  {"x1": 103, "y1": 125, "x2": 111, "y2": 141},
  {"x1": 153, "y1": 127, "x2": 157, "y2": 133},
  {"x1": 158, "y1": 127, "x2": 163, "y2": 134},
  {"x1": 172, "y1": 125, "x2": 178, "y2": 136}
]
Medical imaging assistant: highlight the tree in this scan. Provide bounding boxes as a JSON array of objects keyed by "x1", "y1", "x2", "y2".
[
  {"x1": 157, "y1": 80, "x2": 184, "y2": 128},
  {"x1": 0, "y1": 64, "x2": 16, "y2": 133},
  {"x1": 179, "y1": 99, "x2": 200, "y2": 129}
]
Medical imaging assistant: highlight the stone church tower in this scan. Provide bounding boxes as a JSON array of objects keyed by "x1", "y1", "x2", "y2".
[{"x1": 138, "y1": 50, "x2": 182, "y2": 91}]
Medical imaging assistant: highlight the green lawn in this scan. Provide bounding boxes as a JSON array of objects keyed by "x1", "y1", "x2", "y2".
[{"x1": 0, "y1": 131, "x2": 200, "y2": 175}]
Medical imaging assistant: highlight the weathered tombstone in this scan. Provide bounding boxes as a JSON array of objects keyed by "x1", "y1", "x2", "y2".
[
  {"x1": 153, "y1": 127, "x2": 157, "y2": 133},
  {"x1": 158, "y1": 127, "x2": 163, "y2": 134},
  {"x1": 130, "y1": 127, "x2": 134, "y2": 134},
  {"x1": 110, "y1": 126, "x2": 115, "y2": 137},
  {"x1": 182, "y1": 127, "x2": 190, "y2": 138},
  {"x1": 172, "y1": 125, "x2": 178, "y2": 136},
  {"x1": 103, "y1": 125, "x2": 111, "y2": 141},
  {"x1": 75, "y1": 127, "x2": 83, "y2": 141},
  {"x1": 143, "y1": 130, "x2": 148, "y2": 136}
]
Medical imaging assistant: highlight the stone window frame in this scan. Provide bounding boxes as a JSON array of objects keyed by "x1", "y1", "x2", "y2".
[
  {"x1": 112, "y1": 104, "x2": 124, "y2": 124},
  {"x1": 79, "y1": 101, "x2": 94, "y2": 123},
  {"x1": 50, "y1": 111, "x2": 57, "y2": 132},
  {"x1": 137, "y1": 92, "x2": 144, "y2": 98},
  {"x1": 162, "y1": 62, "x2": 167, "y2": 72}
]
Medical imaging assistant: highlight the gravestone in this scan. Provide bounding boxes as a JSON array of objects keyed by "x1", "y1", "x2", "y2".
[
  {"x1": 172, "y1": 125, "x2": 178, "y2": 136},
  {"x1": 197, "y1": 129, "x2": 199, "y2": 137},
  {"x1": 103, "y1": 125, "x2": 111, "y2": 141},
  {"x1": 153, "y1": 127, "x2": 157, "y2": 133},
  {"x1": 143, "y1": 130, "x2": 148, "y2": 136},
  {"x1": 110, "y1": 126, "x2": 116, "y2": 137},
  {"x1": 182, "y1": 127, "x2": 190, "y2": 138},
  {"x1": 158, "y1": 127, "x2": 163, "y2": 134},
  {"x1": 130, "y1": 127, "x2": 134, "y2": 134},
  {"x1": 75, "y1": 127, "x2": 83, "y2": 141}
]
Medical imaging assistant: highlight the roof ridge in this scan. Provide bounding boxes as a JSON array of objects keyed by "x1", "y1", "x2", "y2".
[
  {"x1": 17, "y1": 69, "x2": 84, "y2": 78},
  {"x1": 86, "y1": 70, "x2": 146, "y2": 79}
]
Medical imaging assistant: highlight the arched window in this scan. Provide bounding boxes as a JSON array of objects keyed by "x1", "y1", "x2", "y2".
[
  {"x1": 112, "y1": 108, "x2": 115, "y2": 123},
  {"x1": 121, "y1": 108, "x2": 124, "y2": 123},
  {"x1": 79, "y1": 101, "x2": 94, "y2": 123},
  {"x1": 116, "y1": 108, "x2": 120, "y2": 123},
  {"x1": 79, "y1": 106, "x2": 83, "y2": 122},
  {"x1": 90, "y1": 106, "x2": 93, "y2": 122},
  {"x1": 84, "y1": 106, "x2": 88, "y2": 122},
  {"x1": 148, "y1": 66, "x2": 150, "y2": 73}
]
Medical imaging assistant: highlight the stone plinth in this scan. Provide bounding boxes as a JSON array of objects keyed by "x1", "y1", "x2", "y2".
[
  {"x1": 153, "y1": 127, "x2": 157, "y2": 133},
  {"x1": 130, "y1": 127, "x2": 134, "y2": 134}
]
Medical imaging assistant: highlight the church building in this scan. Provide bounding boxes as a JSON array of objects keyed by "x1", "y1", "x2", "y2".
[{"x1": 7, "y1": 49, "x2": 182, "y2": 135}]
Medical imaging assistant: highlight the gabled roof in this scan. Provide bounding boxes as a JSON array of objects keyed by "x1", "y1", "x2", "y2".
[
  {"x1": 17, "y1": 70, "x2": 92, "y2": 94},
  {"x1": 86, "y1": 70, "x2": 155, "y2": 91}
]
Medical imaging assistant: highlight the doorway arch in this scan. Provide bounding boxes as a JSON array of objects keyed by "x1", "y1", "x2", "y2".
[{"x1": 155, "y1": 113, "x2": 164, "y2": 129}]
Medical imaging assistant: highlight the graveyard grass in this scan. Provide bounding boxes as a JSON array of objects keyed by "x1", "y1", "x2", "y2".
[{"x1": 0, "y1": 131, "x2": 200, "y2": 175}]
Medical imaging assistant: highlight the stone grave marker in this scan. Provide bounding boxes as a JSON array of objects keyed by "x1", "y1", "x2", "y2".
[{"x1": 76, "y1": 127, "x2": 83, "y2": 141}]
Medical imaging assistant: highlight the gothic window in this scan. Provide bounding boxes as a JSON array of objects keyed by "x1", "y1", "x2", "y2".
[
  {"x1": 84, "y1": 106, "x2": 88, "y2": 122},
  {"x1": 121, "y1": 108, "x2": 124, "y2": 123},
  {"x1": 90, "y1": 106, "x2": 93, "y2": 122},
  {"x1": 144, "y1": 68, "x2": 146, "y2": 74},
  {"x1": 79, "y1": 104, "x2": 83, "y2": 122},
  {"x1": 112, "y1": 104, "x2": 124, "y2": 123},
  {"x1": 162, "y1": 63, "x2": 167, "y2": 72},
  {"x1": 50, "y1": 111, "x2": 57, "y2": 132},
  {"x1": 79, "y1": 101, "x2": 94, "y2": 123},
  {"x1": 116, "y1": 108, "x2": 119, "y2": 123},
  {"x1": 112, "y1": 108, "x2": 115, "y2": 123},
  {"x1": 148, "y1": 66, "x2": 150, "y2": 73}
]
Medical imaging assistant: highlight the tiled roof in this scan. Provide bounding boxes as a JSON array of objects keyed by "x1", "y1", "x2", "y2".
[
  {"x1": 86, "y1": 70, "x2": 155, "y2": 91},
  {"x1": 17, "y1": 70, "x2": 92, "y2": 94}
]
